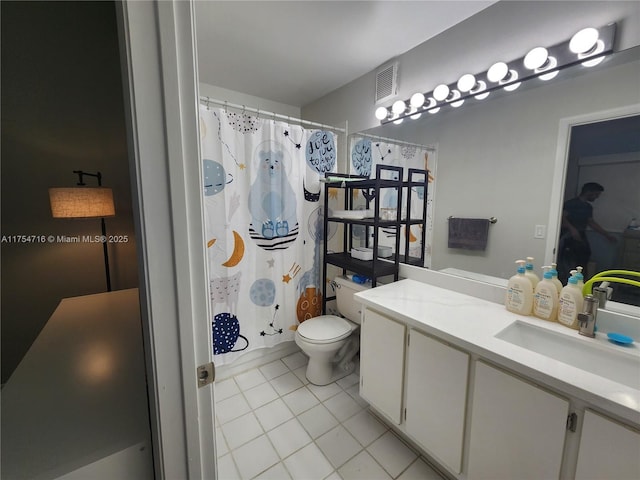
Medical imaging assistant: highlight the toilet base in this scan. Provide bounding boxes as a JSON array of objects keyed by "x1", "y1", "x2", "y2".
[
  {"x1": 305, "y1": 336, "x2": 360, "y2": 386},
  {"x1": 306, "y1": 355, "x2": 357, "y2": 386}
]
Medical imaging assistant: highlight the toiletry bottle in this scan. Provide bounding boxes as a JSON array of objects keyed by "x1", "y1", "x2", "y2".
[
  {"x1": 533, "y1": 271, "x2": 559, "y2": 321},
  {"x1": 506, "y1": 260, "x2": 533, "y2": 315},
  {"x1": 557, "y1": 275, "x2": 584, "y2": 329},
  {"x1": 549, "y1": 262, "x2": 563, "y2": 295},
  {"x1": 524, "y1": 257, "x2": 540, "y2": 288},
  {"x1": 574, "y1": 266, "x2": 585, "y2": 290}
]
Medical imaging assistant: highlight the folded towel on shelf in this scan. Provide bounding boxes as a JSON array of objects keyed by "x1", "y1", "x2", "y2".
[{"x1": 448, "y1": 217, "x2": 490, "y2": 250}]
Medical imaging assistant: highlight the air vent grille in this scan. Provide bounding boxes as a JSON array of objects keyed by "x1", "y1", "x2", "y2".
[{"x1": 375, "y1": 63, "x2": 397, "y2": 103}]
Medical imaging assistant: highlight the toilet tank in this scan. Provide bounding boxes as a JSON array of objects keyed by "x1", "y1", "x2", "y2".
[{"x1": 333, "y1": 276, "x2": 371, "y2": 324}]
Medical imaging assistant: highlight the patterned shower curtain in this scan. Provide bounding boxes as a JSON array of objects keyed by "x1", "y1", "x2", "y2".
[
  {"x1": 349, "y1": 135, "x2": 437, "y2": 266},
  {"x1": 200, "y1": 105, "x2": 338, "y2": 366}
]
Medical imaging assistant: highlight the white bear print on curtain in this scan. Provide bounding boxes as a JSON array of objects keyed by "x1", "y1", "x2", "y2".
[
  {"x1": 349, "y1": 135, "x2": 437, "y2": 267},
  {"x1": 200, "y1": 105, "x2": 337, "y2": 365}
]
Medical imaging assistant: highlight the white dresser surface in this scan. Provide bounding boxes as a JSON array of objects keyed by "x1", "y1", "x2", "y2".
[{"x1": 1, "y1": 288, "x2": 152, "y2": 479}]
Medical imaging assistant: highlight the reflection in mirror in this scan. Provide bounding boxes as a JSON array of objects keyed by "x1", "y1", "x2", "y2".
[
  {"x1": 559, "y1": 114, "x2": 640, "y2": 306},
  {"x1": 353, "y1": 47, "x2": 640, "y2": 308},
  {"x1": 347, "y1": 132, "x2": 436, "y2": 267}
]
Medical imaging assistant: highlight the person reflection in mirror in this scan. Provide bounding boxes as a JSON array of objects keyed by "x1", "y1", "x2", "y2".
[{"x1": 557, "y1": 182, "x2": 616, "y2": 283}]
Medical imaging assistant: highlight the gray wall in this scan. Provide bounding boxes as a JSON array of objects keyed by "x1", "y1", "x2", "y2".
[
  {"x1": 302, "y1": 1, "x2": 640, "y2": 279},
  {"x1": 1, "y1": 1, "x2": 138, "y2": 383},
  {"x1": 381, "y1": 60, "x2": 639, "y2": 278}
]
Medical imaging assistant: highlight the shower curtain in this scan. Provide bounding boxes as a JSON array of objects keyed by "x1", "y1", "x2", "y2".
[
  {"x1": 200, "y1": 105, "x2": 338, "y2": 365},
  {"x1": 349, "y1": 135, "x2": 437, "y2": 266}
]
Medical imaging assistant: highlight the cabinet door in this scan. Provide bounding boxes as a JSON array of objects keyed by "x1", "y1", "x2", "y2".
[
  {"x1": 359, "y1": 309, "x2": 405, "y2": 424},
  {"x1": 467, "y1": 361, "x2": 569, "y2": 480},
  {"x1": 575, "y1": 409, "x2": 640, "y2": 479},
  {"x1": 405, "y1": 330, "x2": 469, "y2": 474}
]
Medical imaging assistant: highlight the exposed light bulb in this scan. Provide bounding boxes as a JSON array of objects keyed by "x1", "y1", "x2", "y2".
[
  {"x1": 471, "y1": 80, "x2": 489, "y2": 100},
  {"x1": 580, "y1": 39, "x2": 605, "y2": 67},
  {"x1": 447, "y1": 89, "x2": 464, "y2": 107},
  {"x1": 375, "y1": 106, "x2": 389, "y2": 120},
  {"x1": 487, "y1": 62, "x2": 509, "y2": 83},
  {"x1": 582, "y1": 54, "x2": 605, "y2": 67},
  {"x1": 457, "y1": 74, "x2": 476, "y2": 93},
  {"x1": 537, "y1": 56, "x2": 559, "y2": 80},
  {"x1": 524, "y1": 47, "x2": 549, "y2": 70},
  {"x1": 392, "y1": 100, "x2": 407, "y2": 115},
  {"x1": 424, "y1": 97, "x2": 438, "y2": 111},
  {"x1": 433, "y1": 84, "x2": 450, "y2": 101},
  {"x1": 410, "y1": 92, "x2": 425, "y2": 108},
  {"x1": 503, "y1": 78, "x2": 521, "y2": 92},
  {"x1": 498, "y1": 69, "x2": 520, "y2": 91},
  {"x1": 570, "y1": 27, "x2": 599, "y2": 54}
]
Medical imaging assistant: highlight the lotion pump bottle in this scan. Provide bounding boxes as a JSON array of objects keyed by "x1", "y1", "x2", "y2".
[
  {"x1": 574, "y1": 266, "x2": 585, "y2": 290},
  {"x1": 524, "y1": 257, "x2": 540, "y2": 288},
  {"x1": 506, "y1": 260, "x2": 533, "y2": 315},
  {"x1": 558, "y1": 275, "x2": 584, "y2": 329},
  {"x1": 549, "y1": 263, "x2": 563, "y2": 294},
  {"x1": 534, "y1": 271, "x2": 559, "y2": 321}
]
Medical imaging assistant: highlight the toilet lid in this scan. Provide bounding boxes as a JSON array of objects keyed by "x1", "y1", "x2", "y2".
[{"x1": 297, "y1": 315, "x2": 353, "y2": 343}]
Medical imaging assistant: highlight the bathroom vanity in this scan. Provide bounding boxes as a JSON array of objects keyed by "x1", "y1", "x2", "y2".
[{"x1": 355, "y1": 278, "x2": 640, "y2": 480}]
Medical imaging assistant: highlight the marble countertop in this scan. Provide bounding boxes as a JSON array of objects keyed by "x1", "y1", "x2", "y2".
[{"x1": 355, "y1": 278, "x2": 640, "y2": 426}]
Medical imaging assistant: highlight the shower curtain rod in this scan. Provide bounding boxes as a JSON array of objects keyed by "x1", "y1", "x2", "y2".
[
  {"x1": 199, "y1": 96, "x2": 346, "y2": 133},
  {"x1": 352, "y1": 132, "x2": 436, "y2": 152}
]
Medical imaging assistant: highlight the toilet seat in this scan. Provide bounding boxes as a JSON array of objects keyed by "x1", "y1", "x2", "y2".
[{"x1": 297, "y1": 315, "x2": 353, "y2": 344}]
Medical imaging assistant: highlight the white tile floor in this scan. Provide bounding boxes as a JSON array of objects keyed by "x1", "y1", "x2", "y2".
[{"x1": 215, "y1": 352, "x2": 445, "y2": 480}]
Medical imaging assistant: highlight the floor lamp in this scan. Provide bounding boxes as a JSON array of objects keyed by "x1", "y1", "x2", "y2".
[{"x1": 49, "y1": 170, "x2": 116, "y2": 291}]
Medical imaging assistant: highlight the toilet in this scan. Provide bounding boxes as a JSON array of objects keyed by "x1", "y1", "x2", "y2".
[{"x1": 295, "y1": 276, "x2": 368, "y2": 386}]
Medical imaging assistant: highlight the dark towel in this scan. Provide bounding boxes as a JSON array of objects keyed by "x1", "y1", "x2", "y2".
[{"x1": 448, "y1": 218, "x2": 490, "y2": 250}]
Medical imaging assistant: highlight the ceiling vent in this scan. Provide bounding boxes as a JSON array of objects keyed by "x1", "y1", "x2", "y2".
[{"x1": 375, "y1": 62, "x2": 398, "y2": 104}]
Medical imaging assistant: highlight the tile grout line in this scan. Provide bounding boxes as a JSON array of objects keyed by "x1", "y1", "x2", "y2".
[{"x1": 217, "y1": 354, "x2": 422, "y2": 480}]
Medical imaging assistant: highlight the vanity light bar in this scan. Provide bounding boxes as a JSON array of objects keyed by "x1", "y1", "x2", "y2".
[{"x1": 376, "y1": 23, "x2": 616, "y2": 125}]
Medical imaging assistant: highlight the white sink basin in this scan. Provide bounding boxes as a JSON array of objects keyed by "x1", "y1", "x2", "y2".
[{"x1": 495, "y1": 321, "x2": 640, "y2": 389}]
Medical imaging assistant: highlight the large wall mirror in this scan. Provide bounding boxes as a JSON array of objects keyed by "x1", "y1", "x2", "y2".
[{"x1": 354, "y1": 46, "x2": 640, "y2": 306}]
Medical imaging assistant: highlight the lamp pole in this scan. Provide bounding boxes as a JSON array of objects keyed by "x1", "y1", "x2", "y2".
[{"x1": 73, "y1": 170, "x2": 112, "y2": 292}]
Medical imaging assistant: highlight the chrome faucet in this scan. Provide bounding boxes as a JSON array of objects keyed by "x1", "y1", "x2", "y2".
[{"x1": 578, "y1": 294, "x2": 599, "y2": 338}]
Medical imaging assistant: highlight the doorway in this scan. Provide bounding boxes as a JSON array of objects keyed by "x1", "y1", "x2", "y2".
[{"x1": 557, "y1": 114, "x2": 640, "y2": 306}]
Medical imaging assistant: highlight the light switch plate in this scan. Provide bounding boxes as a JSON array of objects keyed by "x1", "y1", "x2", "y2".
[{"x1": 534, "y1": 225, "x2": 546, "y2": 239}]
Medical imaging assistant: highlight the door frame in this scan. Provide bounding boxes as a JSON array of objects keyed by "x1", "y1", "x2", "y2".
[
  {"x1": 116, "y1": 1, "x2": 215, "y2": 478},
  {"x1": 544, "y1": 103, "x2": 640, "y2": 268}
]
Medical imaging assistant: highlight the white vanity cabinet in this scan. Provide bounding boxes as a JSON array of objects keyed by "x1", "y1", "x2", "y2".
[
  {"x1": 359, "y1": 308, "x2": 406, "y2": 424},
  {"x1": 467, "y1": 361, "x2": 570, "y2": 480},
  {"x1": 575, "y1": 409, "x2": 640, "y2": 480},
  {"x1": 405, "y1": 329, "x2": 469, "y2": 474}
]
